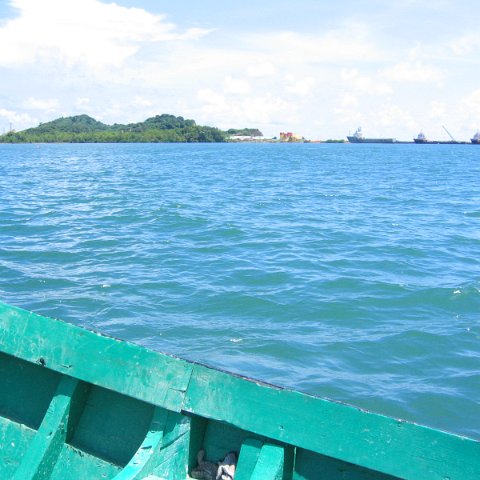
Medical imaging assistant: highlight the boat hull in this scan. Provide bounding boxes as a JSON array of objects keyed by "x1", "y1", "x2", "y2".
[
  {"x1": 347, "y1": 136, "x2": 396, "y2": 143},
  {"x1": 0, "y1": 302, "x2": 479, "y2": 479},
  {"x1": 414, "y1": 140, "x2": 465, "y2": 144}
]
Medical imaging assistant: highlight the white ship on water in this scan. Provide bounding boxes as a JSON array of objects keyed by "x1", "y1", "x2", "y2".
[{"x1": 347, "y1": 127, "x2": 396, "y2": 144}]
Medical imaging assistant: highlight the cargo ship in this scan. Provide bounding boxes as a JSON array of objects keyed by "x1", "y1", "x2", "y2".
[
  {"x1": 413, "y1": 131, "x2": 428, "y2": 144},
  {"x1": 471, "y1": 131, "x2": 480, "y2": 144},
  {"x1": 347, "y1": 127, "x2": 396, "y2": 143}
]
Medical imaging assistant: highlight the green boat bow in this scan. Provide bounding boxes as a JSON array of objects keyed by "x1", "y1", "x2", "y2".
[{"x1": 0, "y1": 302, "x2": 478, "y2": 479}]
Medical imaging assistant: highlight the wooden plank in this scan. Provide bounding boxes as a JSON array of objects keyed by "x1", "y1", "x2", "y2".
[
  {"x1": 149, "y1": 412, "x2": 190, "y2": 479},
  {"x1": 48, "y1": 444, "x2": 121, "y2": 480},
  {"x1": 294, "y1": 447, "x2": 398, "y2": 479},
  {"x1": 183, "y1": 363, "x2": 480, "y2": 480},
  {"x1": 12, "y1": 376, "x2": 89, "y2": 480},
  {"x1": 251, "y1": 443, "x2": 285, "y2": 480},
  {"x1": 0, "y1": 417, "x2": 36, "y2": 478},
  {"x1": 0, "y1": 303, "x2": 194, "y2": 413},
  {"x1": 235, "y1": 438, "x2": 263, "y2": 480},
  {"x1": 112, "y1": 408, "x2": 168, "y2": 479},
  {"x1": 236, "y1": 439, "x2": 292, "y2": 480}
]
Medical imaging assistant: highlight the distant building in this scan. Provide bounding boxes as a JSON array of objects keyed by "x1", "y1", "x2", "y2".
[
  {"x1": 228, "y1": 134, "x2": 266, "y2": 142},
  {"x1": 279, "y1": 132, "x2": 304, "y2": 142}
]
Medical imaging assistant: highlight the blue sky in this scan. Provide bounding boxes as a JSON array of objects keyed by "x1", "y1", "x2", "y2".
[{"x1": 0, "y1": 0, "x2": 479, "y2": 140}]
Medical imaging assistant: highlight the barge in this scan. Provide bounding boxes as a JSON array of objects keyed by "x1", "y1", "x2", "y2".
[
  {"x1": 414, "y1": 131, "x2": 467, "y2": 144},
  {"x1": 347, "y1": 127, "x2": 396, "y2": 143}
]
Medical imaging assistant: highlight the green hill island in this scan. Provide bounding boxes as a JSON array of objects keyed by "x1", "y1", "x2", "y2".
[{"x1": 0, "y1": 114, "x2": 245, "y2": 143}]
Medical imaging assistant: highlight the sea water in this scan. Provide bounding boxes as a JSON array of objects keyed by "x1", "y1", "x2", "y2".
[{"x1": 0, "y1": 142, "x2": 479, "y2": 438}]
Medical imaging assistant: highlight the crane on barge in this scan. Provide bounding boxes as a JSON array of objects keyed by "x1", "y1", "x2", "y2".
[{"x1": 442, "y1": 125, "x2": 458, "y2": 143}]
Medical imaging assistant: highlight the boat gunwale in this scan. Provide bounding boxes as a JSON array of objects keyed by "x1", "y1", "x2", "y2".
[{"x1": 1, "y1": 302, "x2": 479, "y2": 480}]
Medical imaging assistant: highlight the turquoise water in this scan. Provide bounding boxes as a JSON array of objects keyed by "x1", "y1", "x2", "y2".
[{"x1": 0, "y1": 143, "x2": 479, "y2": 438}]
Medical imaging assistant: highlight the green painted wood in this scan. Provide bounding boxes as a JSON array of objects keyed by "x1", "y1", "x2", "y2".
[
  {"x1": 0, "y1": 417, "x2": 36, "y2": 478},
  {"x1": 200, "y1": 419, "x2": 266, "y2": 464},
  {"x1": 13, "y1": 376, "x2": 88, "y2": 480},
  {"x1": 282, "y1": 443, "x2": 294, "y2": 480},
  {"x1": 49, "y1": 444, "x2": 121, "y2": 480},
  {"x1": 1, "y1": 302, "x2": 480, "y2": 480},
  {"x1": 294, "y1": 448, "x2": 398, "y2": 480},
  {"x1": 235, "y1": 438, "x2": 263, "y2": 480},
  {"x1": 187, "y1": 415, "x2": 208, "y2": 473},
  {"x1": 112, "y1": 408, "x2": 167, "y2": 479},
  {"x1": 236, "y1": 439, "x2": 293, "y2": 480},
  {"x1": 0, "y1": 302, "x2": 193, "y2": 413},
  {"x1": 251, "y1": 443, "x2": 286, "y2": 480},
  {"x1": 150, "y1": 412, "x2": 191, "y2": 479},
  {"x1": 0, "y1": 352, "x2": 61, "y2": 429},
  {"x1": 183, "y1": 363, "x2": 480, "y2": 480},
  {"x1": 69, "y1": 385, "x2": 155, "y2": 466}
]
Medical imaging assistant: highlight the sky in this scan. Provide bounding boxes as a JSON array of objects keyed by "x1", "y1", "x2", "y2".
[{"x1": 0, "y1": 0, "x2": 479, "y2": 140}]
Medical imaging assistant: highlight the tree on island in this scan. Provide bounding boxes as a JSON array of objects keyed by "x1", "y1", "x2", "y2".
[
  {"x1": 226, "y1": 128, "x2": 263, "y2": 137},
  {"x1": 0, "y1": 114, "x2": 228, "y2": 143}
]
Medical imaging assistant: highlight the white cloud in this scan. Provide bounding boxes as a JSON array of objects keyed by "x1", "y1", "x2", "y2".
[
  {"x1": 251, "y1": 28, "x2": 381, "y2": 64},
  {"x1": 0, "y1": 0, "x2": 210, "y2": 70},
  {"x1": 75, "y1": 97, "x2": 91, "y2": 108},
  {"x1": 376, "y1": 104, "x2": 416, "y2": 129},
  {"x1": 382, "y1": 61, "x2": 443, "y2": 84},
  {"x1": 340, "y1": 93, "x2": 359, "y2": 108},
  {"x1": 132, "y1": 96, "x2": 154, "y2": 108},
  {"x1": 333, "y1": 106, "x2": 362, "y2": 126},
  {"x1": 247, "y1": 63, "x2": 276, "y2": 77},
  {"x1": 460, "y1": 89, "x2": 480, "y2": 127},
  {"x1": 341, "y1": 69, "x2": 393, "y2": 95},
  {"x1": 223, "y1": 76, "x2": 251, "y2": 95},
  {"x1": 196, "y1": 88, "x2": 294, "y2": 128},
  {"x1": 22, "y1": 97, "x2": 59, "y2": 111},
  {"x1": 428, "y1": 101, "x2": 447, "y2": 119},
  {"x1": 0, "y1": 108, "x2": 37, "y2": 130},
  {"x1": 197, "y1": 89, "x2": 225, "y2": 106},
  {"x1": 450, "y1": 33, "x2": 480, "y2": 56},
  {"x1": 285, "y1": 75, "x2": 315, "y2": 96}
]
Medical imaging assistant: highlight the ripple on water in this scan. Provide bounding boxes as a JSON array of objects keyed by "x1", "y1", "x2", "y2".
[{"x1": 0, "y1": 143, "x2": 479, "y2": 439}]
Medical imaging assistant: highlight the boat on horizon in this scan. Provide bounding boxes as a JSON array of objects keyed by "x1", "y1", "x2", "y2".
[
  {"x1": 413, "y1": 130, "x2": 466, "y2": 145},
  {"x1": 414, "y1": 131, "x2": 429, "y2": 144},
  {"x1": 471, "y1": 131, "x2": 480, "y2": 144},
  {"x1": 413, "y1": 125, "x2": 472, "y2": 145},
  {"x1": 347, "y1": 127, "x2": 396, "y2": 144}
]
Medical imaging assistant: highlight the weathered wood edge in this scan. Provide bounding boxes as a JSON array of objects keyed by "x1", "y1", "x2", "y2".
[
  {"x1": 0, "y1": 302, "x2": 192, "y2": 412},
  {"x1": 182, "y1": 362, "x2": 480, "y2": 479},
  {"x1": 0, "y1": 302, "x2": 479, "y2": 479},
  {"x1": 13, "y1": 376, "x2": 87, "y2": 480}
]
